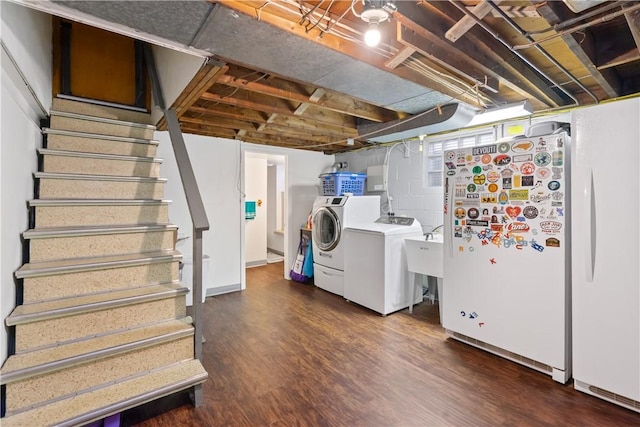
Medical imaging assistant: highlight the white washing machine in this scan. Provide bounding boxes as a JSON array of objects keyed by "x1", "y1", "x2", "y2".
[
  {"x1": 312, "y1": 195, "x2": 380, "y2": 296},
  {"x1": 343, "y1": 216, "x2": 424, "y2": 315}
]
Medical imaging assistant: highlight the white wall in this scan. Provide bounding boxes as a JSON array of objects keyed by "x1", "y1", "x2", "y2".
[
  {"x1": 335, "y1": 113, "x2": 571, "y2": 233},
  {"x1": 150, "y1": 45, "x2": 205, "y2": 124},
  {"x1": 245, "y1": 156, "x2": 268, "y2": 265},
  {"x1": 157, "y1": 131, "x2": 334, "y2": 294},
  {"x1": 267, "y1": 164, "x2": 285, "y2": 253},
  {"x1": 1, "y1": 2, "x2": 52, "y2": 364}
]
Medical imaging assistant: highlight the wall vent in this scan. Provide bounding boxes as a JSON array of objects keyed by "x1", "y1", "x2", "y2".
[
  {"x1": 449, "y1": 331, "x2": 553, "y2": 374},
  {"x1": 588, "y1": 386, "x2": 640, "y2": 411}
]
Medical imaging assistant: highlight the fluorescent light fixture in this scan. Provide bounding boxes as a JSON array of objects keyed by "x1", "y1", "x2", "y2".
[{"x1": 466, "y1": 100, "x2": 533, "y2": 127}]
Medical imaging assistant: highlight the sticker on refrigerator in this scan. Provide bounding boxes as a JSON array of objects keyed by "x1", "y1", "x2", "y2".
[
  {"x1": 520, "y1": 162, "x2": 536, "y2": 175},
  {"x1": 506, "y1": 206, "x2": 521, "y2": 218},
  {"x1": 509, "y1": 189, "x2": 528, "y2": 201},
  {"x1": 511, "y1": 141, "x2": 534, "y2": 152},
  {"x1": 534, "y1": 152, "x2": 552, "y2": 166},
  {"x1": 513, "y1": 154, "x2": 533, "y2": 163},
  {"x1": 523, "y1": 206, "x2": 539, "y2": 219},
  {"x1": 472, "y1": 145, "x2": 497, "y2": 155},
  {"x1": 481, "y1": 193, "x2": 497, "y2": 203},
  {"x1": 454, "y1": 208, "x2": 467, "y2": 219},
  {"x1": 487, "y1": 171, "x2": 501, "y2": 183},
  {"x1": 550, "y1": 168, "x2": 562, "y2": 180},
  {"x1": 540, "y1": 221, "x2": 562, "y2": 233},
  {"x1": 473, "y1": 174, "x2": 486, "y2": 185},
  {"x1": 506, "y1": 222, "x2": 530, "y2": 233},
  {"x1": 530, "y1": 239, "x2": 545, "y2": 252},
  {"x1": 530, "y1": 192, "x2": 552, "y2": 203},
  {"x1": 522, "y1": 176, "x2": 534, "y2": 186},
  {"x1": 498, "y1": 143, "x2": 510, "y2": 153},
  {"x1": 548, "y1": 180, "x2": 561, "y2": 191},
  {"x1": 546, "y1": 237, "x2": 561, "y2": 247},
  {"x1": 493, "y1": 154, "x2": 511, "y2": 166},
  {"x1": 536, "y1": 167, "x2": 551, "y2": 179},
  {"x1": 552, "y1": 150, "x2": 563, "y2": 166}
]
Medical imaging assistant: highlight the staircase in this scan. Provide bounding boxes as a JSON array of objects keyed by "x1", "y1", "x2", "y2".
[{"x1": 1, "y1": 98, "x2": 208, "y2": 426}]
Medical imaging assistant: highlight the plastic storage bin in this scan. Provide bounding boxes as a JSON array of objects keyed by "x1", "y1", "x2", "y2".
[{"x1": 320, "y1": 172, "x2": 366, "y2": 196}]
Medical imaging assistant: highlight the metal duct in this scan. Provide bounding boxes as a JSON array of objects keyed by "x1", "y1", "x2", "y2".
[{"x1": 357, "y1": 103, "x2": 475, "y2": 143}]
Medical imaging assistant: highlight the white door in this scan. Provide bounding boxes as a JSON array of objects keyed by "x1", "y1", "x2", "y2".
[{"x1": 571, "y1": 98, "x2": 640, "y2": 404}]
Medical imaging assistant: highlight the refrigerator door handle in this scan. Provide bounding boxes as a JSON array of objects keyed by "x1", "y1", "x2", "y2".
[
  {"x1": 445, "y1": 178, "x2": 454, "y2": 258},
  {"x1": 584, "y1": 169, "x2": 596, "y2": 282}
]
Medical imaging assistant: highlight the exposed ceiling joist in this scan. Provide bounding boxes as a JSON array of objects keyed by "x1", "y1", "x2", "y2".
[{"x1": 533, "y1": 0, "x2": 620, "y2": 98}]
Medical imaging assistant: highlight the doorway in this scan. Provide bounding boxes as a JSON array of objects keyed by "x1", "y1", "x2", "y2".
[{"x1": 243, "y1": 151, "x2": 287, "y2": 272}]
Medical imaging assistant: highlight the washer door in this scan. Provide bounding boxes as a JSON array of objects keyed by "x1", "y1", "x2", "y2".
[{"x1": 312, "y1": 207, "x2": 341, "y2": 252}]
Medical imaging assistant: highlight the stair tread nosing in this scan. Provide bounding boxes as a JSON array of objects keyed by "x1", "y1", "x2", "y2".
[
  {"x1": 16, "y1": 250, "x2": 182, "y2": 279},
  {"x1": 43, "y1": 128, "x2": 159, "y2": 145},
  {"x1": 1, "y1": 317, "x2": 194, "y2": 381},
  {"x1": 6, "y1": 283, "x2": 187, "y2": 326},
  {"x1": 50, "y1": 110, "x2": 156, "y2": 130},
  {"x1": 23, "y1": 223, "x2": 178, "y2": 239},
  {"x1": 34, "y1": 171, "x2": 167, "y2": 182},
  {"x1": 38, "y1": 148, "x2": 163, "y2": 163},
  {"x1": 0, "y1": 359, "x2": 208, "y2": 426},
  {"x1": 28, "y1": 198, "x2": 171, "y2": 207}
]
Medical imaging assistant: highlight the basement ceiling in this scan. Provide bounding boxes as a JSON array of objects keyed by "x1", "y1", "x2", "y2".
[{"x1": 23, "y1": 1, "x2": 640, "y2": 153}]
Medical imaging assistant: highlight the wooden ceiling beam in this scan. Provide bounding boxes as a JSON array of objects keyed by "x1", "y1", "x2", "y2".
[
  {"x1": 179, "y1": 123, "x2": 237, "y2": 139},
  {"x1": 156, "y1": 61, "x2": 228, "y2": 130},
  {"x1": 180, "y1": 114, "x2": 257, "y2": 131},
  {"x1": 200, "y1": 90, "x2": 358, "y2": 130},
  {"x1": 384, "y1": 46, "x2": 416, "y2": 69},
  {"x1": 533, "y1": 0, "x2": 620, "y2": 98},
  {"x1": 216, "y1": 74, "x2": 401, "y2": 123},
  {"x1": 189, "y1": 104, "x2": 268, "y2": 124},
  {"x1": 445, "y1": 0, "x2": 502, "y2": 43},
  {"x1": 396, "y1": 2, "x2": 567, "y2": 108},
  {"x1": 626, "y1": 8, "x2": 640, "y2": 52}
]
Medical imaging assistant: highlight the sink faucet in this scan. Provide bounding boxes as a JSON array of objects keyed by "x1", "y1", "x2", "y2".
[{"x1": 425, "y1": 224, "x2": 444, "y2": 240}]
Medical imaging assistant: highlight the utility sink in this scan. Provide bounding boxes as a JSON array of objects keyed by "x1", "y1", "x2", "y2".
[{"x1": 404, "y1": 235, "x2": 444, "y2": 278}]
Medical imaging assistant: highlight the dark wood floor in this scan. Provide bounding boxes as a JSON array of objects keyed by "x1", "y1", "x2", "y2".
[{"x1": 123, "y1": 262, "x2": 640, "y2": 426}]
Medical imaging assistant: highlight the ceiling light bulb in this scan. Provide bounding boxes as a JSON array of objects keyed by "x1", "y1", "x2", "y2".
[{"x1": 364, "y1": 22, "x2": 381, "y2": 47}]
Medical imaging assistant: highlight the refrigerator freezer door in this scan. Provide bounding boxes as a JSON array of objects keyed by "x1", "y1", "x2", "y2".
[
  {"x1": 443, "y1": 132, "x2": 571, "y2": 382},
  {"x1": 571, "y1": 98, "x2": 640, "y2": 406}
]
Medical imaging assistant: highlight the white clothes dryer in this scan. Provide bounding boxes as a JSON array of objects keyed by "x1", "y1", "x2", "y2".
[
  {"x1": 311, "y1": 195, "x2": 380, "y2": 296},
  {"x1": 343, "y1": 216, "x2": 424, "y2": 315}
]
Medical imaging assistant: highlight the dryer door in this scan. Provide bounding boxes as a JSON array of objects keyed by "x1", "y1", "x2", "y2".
[{"x1": 312, "y1": 207, "x2": 341, "y2": 252}]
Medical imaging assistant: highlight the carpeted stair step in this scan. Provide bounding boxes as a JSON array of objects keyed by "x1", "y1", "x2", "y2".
[
  {"x1": 16, "y1": 250, "x2": 182, "y2": 304},
  {"x1": 0, "y1": 359, "x2": 208, "y2": 427},
  {"x1": 23, "y1": 224, "x2": 178, "y2": 262},
  {"x1": 50, "y1": 110, "x2": 155, "y2": 140},
  {"x1": 38, "y1": 148, "x2": 162, "y2": 178},
  {"x1": 52, "y1": 96, "x2": 153, "y2": 124},
  {"x1": 28, "y1": 198, "x2": 171, "y2": 228},
  {"x1": 1, "y1": 318, "x2": 195, "y2": 414},
  {"x1": 35, "y1": 172, "x2": 167, "y2": 199},
  {"x1": 43, "y1": 128, "x2": 158, "y2": 157},
  {"x1": 6, "y1": 283, "x2": 188, "y2": 352}
]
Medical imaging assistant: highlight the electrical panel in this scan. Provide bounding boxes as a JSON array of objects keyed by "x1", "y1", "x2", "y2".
[{"x1": 366, "y1": 165, "x2": 387, "y2": 192}]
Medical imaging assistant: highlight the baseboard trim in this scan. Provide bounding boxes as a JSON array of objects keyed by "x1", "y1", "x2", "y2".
[{"x1": 206, "y1": 284, "x2": 241, "y2": 297}]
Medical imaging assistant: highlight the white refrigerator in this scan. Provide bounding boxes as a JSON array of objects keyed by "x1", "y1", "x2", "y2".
[
  {"x1": 443, "y1": 125, "x2": 571, "y2": 383},
  {"x1": 571, "y1": 98, "x2": 640, "y2": 412}
]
